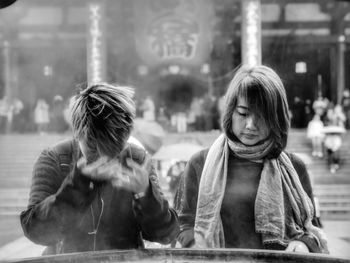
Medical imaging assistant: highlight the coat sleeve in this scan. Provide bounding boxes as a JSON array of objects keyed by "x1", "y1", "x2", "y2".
[
  {"x1": 132, "y1": 159, "x2": 179, "y2": 244},
  {"x1": 20, "y1": 148, "x2": 95, "y2": 246},
  {"x1": 289, "y1": 153, "x2": 323, "y2": 253},
  {"x1": 176, "y1": 150, "x2": 206, "y2": 248}
]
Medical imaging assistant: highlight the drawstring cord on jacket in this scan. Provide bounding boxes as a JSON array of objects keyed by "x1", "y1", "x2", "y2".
[{"x1": 88, "y1": 189, "x2": 104, "y2": 251}]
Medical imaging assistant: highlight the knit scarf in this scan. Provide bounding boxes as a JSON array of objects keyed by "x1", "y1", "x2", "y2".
[{"x1": 194, "y1": 134, "x2": 328, "y2": 253}]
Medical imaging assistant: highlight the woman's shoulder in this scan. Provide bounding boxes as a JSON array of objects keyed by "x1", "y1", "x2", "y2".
[
  {"x1": 284, "y1": 152, "x2": 310, "y2": 180},
  {"x1": 285, "y1": 152, "x2": 307, "y2": 168},
  {"x1": 286, "y1": 151, "x2": 304, "y2": 162},
  {"x1": 284, "y1": 152, "x2": 314, "y2": 194},
  {"x1": 188, "y1": 148, "x2": 209, "y2": 165},
  {"x1": 184, "y1": 149, "x2": 210, "y2": 181},
  {"x1": 186, "y1": 148, "x2": 210, "y2": 174}
]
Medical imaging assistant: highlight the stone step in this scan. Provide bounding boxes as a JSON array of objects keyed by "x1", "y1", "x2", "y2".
[
  {"x1": 319, "y1": 199, "x2": 350, "y2": 207},
  {"x1": 314, "y1": 186, "x2": 350, "y2": 194},
  {"x1": 0, "y1": 158, "x2": 38, "y2": 161},
  {"x1": 0, "y1": 181, "x2": 32, "y2": 189},
  {"x1": 320, "y1": 212, "x2": 350, "y2": 220},
  {"x1": 0, "y1": 208, "x2": 25, "y2": 216},
  {"x1": 321, "y1": 207, "x2": 350, "y2": 212},
  {"x1": 0, "y1": 189, "x2": 29, "y2": 198},
  {"x1": 317, "y1": 195, "x2": 350, "y2": 199},
  {"x1": 0, "y1": 194, "x2": 29, "y2": 201},
  {"x1": 0, "y1": 203, "x2": 27, "y2": 210},
  {"x1": 0, "y1": 166, "x2": 35, "y2": 170},
  {"x1": 0, "y1": 170, "x2": 33, "y2": 175},
  {"x1": 315, "y1": 184, "x2": 350, "y2": 189},
  {"x1": 0, "y1": 200, "x2": 29, "y2": 207},
  {"x1": 316, "y1": 186, "x2": 350, "y2": 191},
  {"x1": 315, "y1": 186, "x2": 350, "y2": 191}
]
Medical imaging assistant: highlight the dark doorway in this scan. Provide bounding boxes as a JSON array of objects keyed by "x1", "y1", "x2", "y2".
[
  {"x1": 157, "y1": 75, "x2": 207, "y2": 113},
  {"x1": 263, "y1": 38, "x2": 331, "y2": 105}
]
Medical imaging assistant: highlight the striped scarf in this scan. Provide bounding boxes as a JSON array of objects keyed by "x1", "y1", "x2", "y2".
[{"x1": 194, "y1": 134, "x2": 328, "y2": 253}]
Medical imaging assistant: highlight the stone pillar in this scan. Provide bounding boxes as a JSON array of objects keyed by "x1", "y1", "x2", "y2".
[
  {"x1": 2, "y1": 41, "x2": 12, "y2": 133},
  {"x1": 3, "y1": 41, "x2": 11, "y2": 100},
  {"x1": 241, "y1": 0, "x2": 262, "y2": 66},
  {"x1": 336, "y1": 35, "x2": 345, "y2": 104},
  {"x1": 87, "y1": 1, "x2": 107, "y2": 85}
]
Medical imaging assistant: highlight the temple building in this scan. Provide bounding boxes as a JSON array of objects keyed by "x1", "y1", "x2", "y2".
[{"x1": 1, "y1": 0, "x2": 350, "y2": 116}]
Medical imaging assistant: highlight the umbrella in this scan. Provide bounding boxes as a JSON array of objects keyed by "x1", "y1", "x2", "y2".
[
  {"x1": 132, "y1": 118, "x2": 166, "y2": 154},
  {"x1": 322, "y1": 125, "x2": 346, "y2": 134},
  {"x1": 153, "y1": 143, "x2": 205, "y2": 162}
]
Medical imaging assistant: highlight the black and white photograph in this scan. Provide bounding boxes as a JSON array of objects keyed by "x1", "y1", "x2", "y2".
[{"x1": 0, "y1": 0, "x2": 350, "y2": 262}]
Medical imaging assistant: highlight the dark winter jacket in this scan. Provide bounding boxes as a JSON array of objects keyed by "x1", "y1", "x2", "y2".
[{"x1": 20, "y1": 139, "x2": 179, "y2": 254}]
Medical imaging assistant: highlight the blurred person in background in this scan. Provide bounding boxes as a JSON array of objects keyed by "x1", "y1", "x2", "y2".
[
  {"x1": 34, "y1": 98, "x2": 50, "y2": 135},
  {"x1": 323, "y1": 107, "x2": 346, "y2": 174},
  {"x1": 304, "y1": 99, "x2": 314, "y2": 125},
  {"x1": 202, "y1": 93, "x2": 216, "y2": 131},
  {"x1": 187, "y1": 97, "x2": 203, "y2": 131},
  {"x1": 307, "y1": 113, "x2": 325, "y2": 158},
  {"x1": 0, "y1": 96, "x2": 11, "y2": 133},
  {"x1": 326, "y1": 103, "x2": 346, "y2": 128},
  {"x1": 176, "y1": 112, "x2": 187, "y2": 133},
  {"x1": 324, "y1": 130, "x2": 343, "y2": 174},
  {"x1": 157, "y1": 103, "x2": 171, "y2": 130},
  {"x1": 312, "y1": 94, "x2": 328, "y2": 123},
  {"x1": 217, "y1": 94, "x2": 226, "y2": 130},
  {"x1": 49, "y1": 95, "x2": 69, "y2": 133},
  {"x1": 291, "y1": 96, "x2": 305, "y2": 128},
  {"x1": 176, "y1": 65, "x2": 328, "y2": 254},
  {"x1": 341, "y1": 89, "x2": 350, "y2": 129},
  {"x1": 166, "y1": 161, "x2": 187, "y2": 197},
  {"x1": 141, "y1": 95, "x2": 155, "y2": 121},
  {"x1": 20, "y1": 83, "x2": 179, "y2": 254},
  {"x1": 11, "y1": 97, "x2": 26, "y2": 133}
]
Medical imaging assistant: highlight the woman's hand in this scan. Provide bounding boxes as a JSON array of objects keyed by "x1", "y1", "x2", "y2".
[
  {"x1": 285, "y1": 240, "x2": 309, "y2": 253},
  {"x1": 177, "y1": 229, "x2": 195, "y2": 248},
  {"x1": 77, "y1": 155, "x2": 152, "y2": 194}
]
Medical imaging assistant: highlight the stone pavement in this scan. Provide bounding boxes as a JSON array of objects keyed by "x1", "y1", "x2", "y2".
[{"x1": 322, "y1": 220, "x2": 350, "y2": 258}]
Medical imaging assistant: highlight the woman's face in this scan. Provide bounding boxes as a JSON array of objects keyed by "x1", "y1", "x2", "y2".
[{"x1": 231, "y1": 96, "x2": 271, "y2": 145}]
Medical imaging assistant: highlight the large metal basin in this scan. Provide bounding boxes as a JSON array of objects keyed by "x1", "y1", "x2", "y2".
[{"x1": 5, "y1": 249, "x2": 350, "y2": 263}]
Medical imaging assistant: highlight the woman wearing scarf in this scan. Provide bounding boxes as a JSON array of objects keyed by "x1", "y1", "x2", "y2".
[{"x1": 177, "y1": 65, "x2": 328, "y2": 253}]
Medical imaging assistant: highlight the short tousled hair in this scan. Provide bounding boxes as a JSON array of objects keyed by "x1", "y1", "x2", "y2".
[
  {"x1": 222, "y1": 65, "x2": 290, "y2": 158},
  {"x1": 70, "y1": 83, "x2": 135, "y2": 160}
]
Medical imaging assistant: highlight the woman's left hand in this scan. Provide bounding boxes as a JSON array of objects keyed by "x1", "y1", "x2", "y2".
[{"x1": 285, "y1": 241, "x2": 309, "y2": 253}]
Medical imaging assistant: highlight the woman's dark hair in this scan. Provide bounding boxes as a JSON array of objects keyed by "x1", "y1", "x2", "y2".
[
  {"x1": 69, "y1": 83, "x2": 135, "y2": 159},
  {"x1": 222, "y1": 65, "x2": 290, "y2": 158}
]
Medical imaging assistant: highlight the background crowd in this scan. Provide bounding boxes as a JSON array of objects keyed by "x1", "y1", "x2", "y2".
[
  {"x1": 290, "y1": 89, "x2": 350, "y2": 130},
  {"x1": 305, "y1": 90, "x2": 348, "y2": 174},
  {"x1": 1, "y1": 87, "x2": 350, "y2": 136}
]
